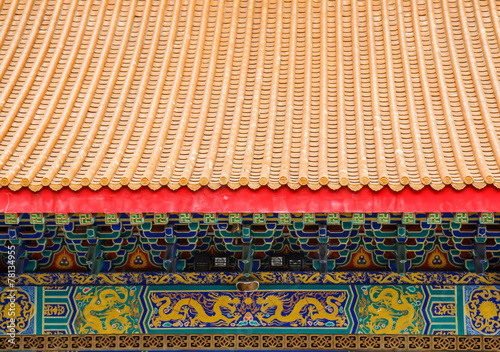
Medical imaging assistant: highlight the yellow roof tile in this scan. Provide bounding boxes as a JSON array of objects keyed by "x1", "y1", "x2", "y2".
[{"x1": 0, "y1": 0, "x2": 500, "y2": 192}]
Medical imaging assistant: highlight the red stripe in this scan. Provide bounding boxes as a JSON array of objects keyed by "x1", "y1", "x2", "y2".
[{"x1": 0, "y1": 186, "x2": 498, "y2": 213}]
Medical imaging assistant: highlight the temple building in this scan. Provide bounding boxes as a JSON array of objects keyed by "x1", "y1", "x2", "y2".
[{"x1": 2, "y1": 0, "x2": 500, "y2": 351}]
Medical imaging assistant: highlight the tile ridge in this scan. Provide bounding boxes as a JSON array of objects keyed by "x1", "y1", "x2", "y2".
[
  {"x1": 441, "y1": 0, "x2": 493, "y2": 184},
  {"x1": 410, "y1": 0, "x2": 451, "y2": 185},
  {"x1": 381, "y1": 0, "x2": 409, "y2": 185},
  {"x1": 219, "y1": 0, "x2": 256, "y2": 185},
  {"x1": 199, "y1": 0, "x2": 241, "y2": 187},
  {"x1": 366, "y1": 0, "x2": 389, "y2": 185},
  {"x1": 278, "y1": 0, "x2": 297, "y2": 186},
  {"x1": 240, "y1": 0, "x2": 270, "y2": 187},
  {"x1": 142, "y1": 0, "x2": 197, "y2": 186},
  {"x1": 466, "y1": 0, "x2": 500, "y2": 172},
  {"x1": 260, "y1": 0, "x2": 283, "y2": 186},
  {"x1": 161, "y1": 0, "x2": 212, "y2": 186},
  {"x1": 0, "y1": 0, "x2": 47, "y2": 147},
  {"x1": 133, "y1": 0, "x2": 182, "y2": 186},
  {"x1": 425, "y1": 0, "x2": 473, "y2": 184},
  {"x1": 395, "y1": 0, "x2": 430, "y2": 185},
  {"x1": 298, "y1": 0, "x2": 313, "y2": 186},
  {"x1": 335, "y1": 0, "x2": 348, "y2": 186},
  {"x1": 21, "y1": 0, "x2": 94, "y2": 187},
  {"x1": 0, "y1": 0, "x2": 18, "y2": 48},
  {"x1": 490, "y1": 1, "x2": 500, "y2": 45},
  {"x1": 0, "y1": 0, "x2": 34, "y2": 116},
  {"x1": 102, "y1": 0, "x2": 158, "y2": 186},
  {"x1": 179, "y1": 0, "x2": 226, "y2": 187},
  {"x1": 41, "y1": 0, "x2": 112, "y2": 187},
  {"x1": 10, "y1": 0, "x2": 80, "y2": 187},
  {"x1": 81, "y1": 0, "x2": 148, "y2": 186},
  {"x1": 0, "y1": 0, "x2": 60, "y2": 183},
  {"x1": 58, "y1": 0, "x2": 126, "y2": 186},
  {"x1": 317, "y1": 0, "x2": 328, "y2": 186},
  {"x1": 352, "y1": 0, "x2": 369, "y2": 186}
]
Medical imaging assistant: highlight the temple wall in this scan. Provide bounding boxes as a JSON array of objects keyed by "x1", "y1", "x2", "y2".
[{"x1": 3, "y1": 284, "x2": 500, "y2": 336}]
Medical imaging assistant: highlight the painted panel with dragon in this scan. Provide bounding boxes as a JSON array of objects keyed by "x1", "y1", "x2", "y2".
[
  {"x1": 6, "y1": 284, "x2": 500, "y2": 336},
  {"x1": 147, "y1": 291, "x2": 349, "y2": 329}
]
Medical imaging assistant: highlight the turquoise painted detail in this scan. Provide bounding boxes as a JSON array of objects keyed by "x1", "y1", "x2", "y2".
[{"x1": 8, "y1": 284, "x2": 500, "y2": 336}]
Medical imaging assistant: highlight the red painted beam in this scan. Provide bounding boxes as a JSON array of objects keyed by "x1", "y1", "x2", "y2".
[{"x1": 0, "y1": 185, "x2": 498, "y2": 213}]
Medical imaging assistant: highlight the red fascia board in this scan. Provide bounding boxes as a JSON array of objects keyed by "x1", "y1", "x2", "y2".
[{"x1": 0, "y1": 185, "x2": 498, "y2": 213}]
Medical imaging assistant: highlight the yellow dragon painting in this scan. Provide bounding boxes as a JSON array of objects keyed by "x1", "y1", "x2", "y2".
[
  {"x1": 256, "y1": 293, "x2": 347, "y2": 327},
  {"x1": 150, "y1": 293, "x2": 241, "y2": 327},
  {"x1": 76, "y1": 287, "x2": 140, "y2": 334},
  {"x1": 358, "y1": 286, "x2": 424, "y2": 334}
]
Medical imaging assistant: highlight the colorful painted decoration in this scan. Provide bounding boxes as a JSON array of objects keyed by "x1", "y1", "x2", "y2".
[
  {"x1": 4, "y1": 213, "x2": 18, "y2": 225},
  {"x1": 1, "y1": 212, "x2": 500, "y2": 275},
  {"x1": 29, "y1": 213, "x2": 44, "y2": 225},
  {"x1": 79, "y1": 213, "x2": 94, "y2": 225},
  {"x1": 0, "y1": 287, "x2": 34, "y2": 335},
  {"x1": 253, "y1": 213, "x2": 266, "y2": 224},
  {"x1": 3, "y1": 284, "x2": 500, "y2": 336},
  {"x1": 356, "y1": 286, "x2": 425, "y2": 334},
  {"x1": 377, "y1": 213, "x2": 391, "y2": 224},
  {"x1": 105, "y1": 213, "x2": 119, "y2": 225},
  {"x1": 55, "y1": 213, "x2": 69, "y2": 225},
  {"x1": 403, "y1": 213, "x2": 416, "y2": 224},
  {"x1": 4, "y1": 271, "x2": 500, "y2": 287},
  {"x1": 466, "y1": 286, "x2": 500, "y2": 335},
  {"x1": 327, "y1": 213, "x2": 340, "y2": 225}
]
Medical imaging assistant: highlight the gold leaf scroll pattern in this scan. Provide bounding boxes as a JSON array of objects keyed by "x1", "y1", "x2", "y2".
[
  {"x1": 466, "y1": 286, "x2": 500, "y2": 335},
  {"x1": 0, "y1": 287, "x2": 34, "y2": 334},
  {"x1": 44, "y1": 304, "x2": 67, "y2": 317},
  {"x1": 356, "y1": 286, "x2": 425, "y2": 334},
  {"x1": 73, "y1": 286, "x2": 141, "y2": 334},
  {"x1": 431, "y1": 303, "x2": 456, "y2": 317}
]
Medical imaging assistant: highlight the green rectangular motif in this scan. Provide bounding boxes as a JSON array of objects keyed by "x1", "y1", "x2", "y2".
[
  {"x1": 253, "y1": 213, "x2": 266, "y2": 224},
  {"x1": 30, "y1": 213, "x2": 44, "y2": 225},
  {"x1": 377, "y1": 213, "x2": 391, "y2": 224},
  {"x1": 352, "y1": 213, "x2": 365, "y2": 225},
  {"x1": 203, "y1": 213, "x2": 217, "y2": 224},
  {"x1": 454, "y1": 213, "x2": 468, "y2": 224},
  {"x1": 179, "y1": 213, "x2": 192, "y2": 223},
  {"x1": 105, "y1": 213, "x2": 119, "y2": 225},
  {"x1": 403, "y1": 213, "x2": 416, "y2": 224},
  {"x1": 229, "y1": 213, "x2": 242, "y2": 224},
  {"x1": 278, "y1": 213, "x2": 291, "y2": 225},
  {"x1": 79, "y1": 213, "x2": 94, "y2": 225},
  {"x1": 154, "y1": 213, "x2": 168, "y2": 225},
  {"x1": 55, "y1": 213, "x2": 69, "y2": 225},
  {"x1": 428, "y1": 213, "x2": 441, "y2": 225},
  {"x1": 5, "y1": 213, "x2": 18, "y2": 225},
  {"x1": 304, "y1": 213, "x2": 315, "y2": 224},
  {"x1": 130, "y1": 213, "x2": 143, "y2": 225},
  {"x1": 480, "y1": 213, "x2": 495, "y2": 224},
  {"x1": 327, "y1": 213, "x2": 340, "y2": 225}
]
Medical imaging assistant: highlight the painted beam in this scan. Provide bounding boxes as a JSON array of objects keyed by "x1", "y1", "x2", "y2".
[
  {"x1": 2, "y1": 284, "x2": 499, "y2": 336},
  {"x1": 0, "y1": 185, "x2": 500, "y2": 213},
  {"x1": 3, "y1": 271, "x2": 500, "y2": 286}
]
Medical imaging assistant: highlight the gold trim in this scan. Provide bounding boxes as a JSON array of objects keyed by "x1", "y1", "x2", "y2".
[{"x1": 1, "y1": 334, "x2": 498, "y2": 351}]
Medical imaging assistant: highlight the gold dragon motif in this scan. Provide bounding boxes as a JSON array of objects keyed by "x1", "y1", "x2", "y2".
[
  {"x1": 256, "y1": 294, "x2": 347, "y2": 326},
  {"x1": 150, "y1": 293, "x2": 241, "y2": 327},
  {"x1": 77, "y1": 287, "x2": 137, "y2": 334},
  {"x1": 361, "y1": 287, "x2": 422, "y2": 334}
]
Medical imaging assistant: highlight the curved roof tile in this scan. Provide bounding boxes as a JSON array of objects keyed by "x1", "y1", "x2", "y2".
[{"x1": 0, "y1": 0, "x2": 500, "y2": 192}]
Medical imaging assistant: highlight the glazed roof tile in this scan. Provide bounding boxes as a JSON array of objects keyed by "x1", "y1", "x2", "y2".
[{"x1": 1, "y1": 0, "x2": 500, "y2": 192}]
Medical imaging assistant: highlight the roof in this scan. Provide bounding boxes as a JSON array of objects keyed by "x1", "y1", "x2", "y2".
[{"x1": 0, "y1": 0, "x2": 500, "y2": 193}]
